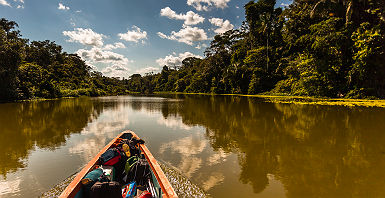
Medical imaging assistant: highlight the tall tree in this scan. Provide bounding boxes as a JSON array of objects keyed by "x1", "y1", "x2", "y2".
[{"x1": 0, "y1": 19, "x2": 26, "y2": 101}]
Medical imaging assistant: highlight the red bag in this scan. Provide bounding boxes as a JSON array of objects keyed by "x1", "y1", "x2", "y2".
[{"x1": 99, "y1": 148, "x2": 122, "y2": 166}]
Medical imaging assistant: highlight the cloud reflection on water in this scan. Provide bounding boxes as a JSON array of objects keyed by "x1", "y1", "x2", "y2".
[
  {"x1": 207, "y1": 149, "x2": 229, "y2": 166},
  {"x1": 0, "y1": 178, "x2": 21, "y2": 195},
  {"x1": 201, "y1": 172, "x2": 225, "y2": 192},
  {"x1": 159, "y1": 133, "x2": 206, "y2": 177},
  {"x1": 157, "y1": 116, "x2": 193, "y2": 130},
  {"x1": 69, "y1": 104, "x2": 131, "y2": 162},
  {"x1": 158, "y1": 130, "x2": 232, "y2": 192}
]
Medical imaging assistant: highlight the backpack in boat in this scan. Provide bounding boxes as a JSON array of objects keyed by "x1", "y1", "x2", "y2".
[
  {"x1": 99, "y1": 148, "x2": 122, "y2": 166},
  {"x1": 125, "y1": 137, "x2": 145, "y2": 157},
  {"x1": 126, "y1": 158, "x2": 151, "y2": 186},
  {"x1": 125, "y1": 155, "x2": 139, "y2": 174},
  {"x1": 113, "y1": 153, "x2": 128, "y2": 183},
  {"x1": 89, "y1": 181, "x2": 121, "y2": 198},
  {"x1": 81, "y1": 168, "x2": 104, "y2": 187},
  {"x1": 81, "y1": 168, "x2": 110, "y2": 198}
]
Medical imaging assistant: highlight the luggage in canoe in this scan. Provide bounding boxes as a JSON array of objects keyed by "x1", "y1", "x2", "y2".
[{"x1": 59, "y1": 130, "x2": 177, "y2": 198}]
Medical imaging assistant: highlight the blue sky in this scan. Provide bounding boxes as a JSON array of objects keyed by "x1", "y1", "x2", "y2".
[{"x1": 1, "y1": 0, "x2": 291, "y2": 78}]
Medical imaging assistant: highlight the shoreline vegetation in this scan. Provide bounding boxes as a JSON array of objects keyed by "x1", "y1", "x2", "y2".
[
  {"x1": 9, "y1": 91, "x2": 385, "y2": 108},
  {"x1": 153, "y1": 92, "x2": 385, "y2": 108},
  {"x1": 1, "y1": 0, "x2": 385, "y2": 103}
]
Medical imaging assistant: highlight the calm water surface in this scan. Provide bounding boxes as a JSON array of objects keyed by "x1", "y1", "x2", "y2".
[{"x1": 1, "y1": 95, "x2": 385, "y2": 197}]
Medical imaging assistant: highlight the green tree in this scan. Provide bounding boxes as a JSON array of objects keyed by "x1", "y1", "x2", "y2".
[
  {"x1": 0, "y1": 19, "x2": 26, "y2": 101},
  {"x1": 348, "y1": 22, "x2": 385, "y2": 97}
]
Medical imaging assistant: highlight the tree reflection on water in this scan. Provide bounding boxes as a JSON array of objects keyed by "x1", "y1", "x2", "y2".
[
  {"x1": 157, "y1": 95, "x2": 385, "y2": 197},
  {"x1": 0, "y1": 98, "x2": 104, "y2": 178},
  {"x1": 1, "y1": 95, "x2": 385, "y2": 197}
]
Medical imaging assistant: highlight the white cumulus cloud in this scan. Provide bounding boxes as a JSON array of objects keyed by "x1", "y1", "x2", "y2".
[
  {"x1": 77, "y1": 47, "x2": 133, "y2": 78},
  {"x1": 187, "y1": 0, "x2": 230, "y2": 11},
  {"x1": 157, "y1": 32, "x2": 168, "y2": 39},
  {"x1": 160, "y1": 7, "x2": 204, "y2": 25},
  {"x1": 58, "y1": 3, "x2": 70, "y2": 10},
  {"x1": 135, "y1": 66, "x2": 160, "y2": 75},
  {"x1": 0, "y1": 0, "x2": 11, "y2": 6},
  {"x1": 102, "y1": 65, "x2": 131, "y2": 78},
  {"x1": 63, "y1": 28, "x2": 105, "y2": 47},
  {"x1": 118, "y1": 26, "x2": 147, "y2": 43},
  {"x1": 157, "y1": 26, "x2": 208, "y2": 46},
  {"x1": 209, "y1": 17, "x2": 234, "y2": 34},
  {"x1": 156, "y1": 52, "x2": 202, "y2": 66},
  {"x1": 76, "y1": 47, "x2": 131, "y2": 65},
  {"x1": 103, "y1": 42, "x2": 126, "y2": 50}
]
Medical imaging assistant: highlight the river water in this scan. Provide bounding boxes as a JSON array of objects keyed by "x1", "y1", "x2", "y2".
[{"x1": 1, "y1": 95, "x2": 385, "y2": 197}]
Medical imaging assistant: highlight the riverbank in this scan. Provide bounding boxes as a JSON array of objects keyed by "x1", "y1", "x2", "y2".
[
  {"x1": 154, "y1": 92, "x2": 385, "y2": 108},
  {"x1": 5, "y1": 91, "x2": 385, "y2": 108},
  {"x1": 0, "y1": 92, "x2": 138, "y2": 104}
]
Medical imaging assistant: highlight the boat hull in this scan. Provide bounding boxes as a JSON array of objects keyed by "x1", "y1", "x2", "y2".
[{"x1": 59, "y1": 130, "x2": 177, "y2": 198}]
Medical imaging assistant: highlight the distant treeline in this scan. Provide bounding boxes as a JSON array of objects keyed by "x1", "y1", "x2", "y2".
[
  {"x1": 126, "y1": 0, "x2": 385, "y2": 99},
  {"x1": 0, "y1": 19, "x2": 129, "y2": 101}
]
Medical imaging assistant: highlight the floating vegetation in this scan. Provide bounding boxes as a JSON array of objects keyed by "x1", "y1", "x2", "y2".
[
  {"x1": 251, "y1": 95, "x2": 385, "y2": 108},
  {"x1": 40, "y1": 173, "x2": 77, "y2": 198},
  {"x1": 159, "y1": 161, "x2": 208, "y2": 198},
  {"x1": 157, "y1": 92, "x2": 385, "y2": 108}
]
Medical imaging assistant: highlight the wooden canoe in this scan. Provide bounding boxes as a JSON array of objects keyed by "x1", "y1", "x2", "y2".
[{"x1": 59, "y1": 130, "x2": 177, "y2": 198}]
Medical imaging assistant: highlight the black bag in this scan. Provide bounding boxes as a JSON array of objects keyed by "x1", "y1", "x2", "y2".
[
  {"x1": 113, "y1": 153, "x2": 128, "y2": 183},
  {"x1": 127, "y1": 139, "x2": 141, "y2": 157},
  {"x1": 127, "y1": 158, "x2": 151, "y2": 186},
  {"x1": 89, "y1": 181, "x2": 121, "y2": 198}
]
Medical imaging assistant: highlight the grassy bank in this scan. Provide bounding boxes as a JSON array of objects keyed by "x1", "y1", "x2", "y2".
[{"x1": 154, "y1": 92, "x2": 385, "y2": 108}]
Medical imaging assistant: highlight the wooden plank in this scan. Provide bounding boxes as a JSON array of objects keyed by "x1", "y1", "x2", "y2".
[
  {"x1": 130, "y1": 131, "x2": 178, "y2": 198},
  {"x1": 59, "y1": 132, "x2": 125, "y2": 198}
]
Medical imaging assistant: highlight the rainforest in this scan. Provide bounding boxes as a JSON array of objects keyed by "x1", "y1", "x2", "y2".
[{"x1": 1, "y1": 0, "x2": 384, "y2": 102}]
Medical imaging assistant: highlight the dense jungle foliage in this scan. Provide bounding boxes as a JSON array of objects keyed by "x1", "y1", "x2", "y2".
[
  {"x1": 127, "y1": 0, "x2": 385, "y2": 98},
  {"x1": 1, "y1": 0, "x2": 384, "y2": 101},
  {"x1": 0, "y1": 19, "x2": 128, "y2": 101}
]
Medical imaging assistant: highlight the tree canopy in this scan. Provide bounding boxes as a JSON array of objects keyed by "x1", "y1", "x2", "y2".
[
  {"x1": 1, "y1": 0, "x2": 384, "y2": 101},
  {"x1": 0, "y1": 18, "x2": 129, "y2": 101},
  {"x1": 124, "y1": 0, "x2": 385, "y2": 99}
]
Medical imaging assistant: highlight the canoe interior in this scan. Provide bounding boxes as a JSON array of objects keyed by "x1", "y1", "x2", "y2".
[
  {"x1": 60, "y1": 130, "x2": 177, "y2": 198},
  {"x1": 73, "y1": 168, "x2": 163, "y2": 198}
]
